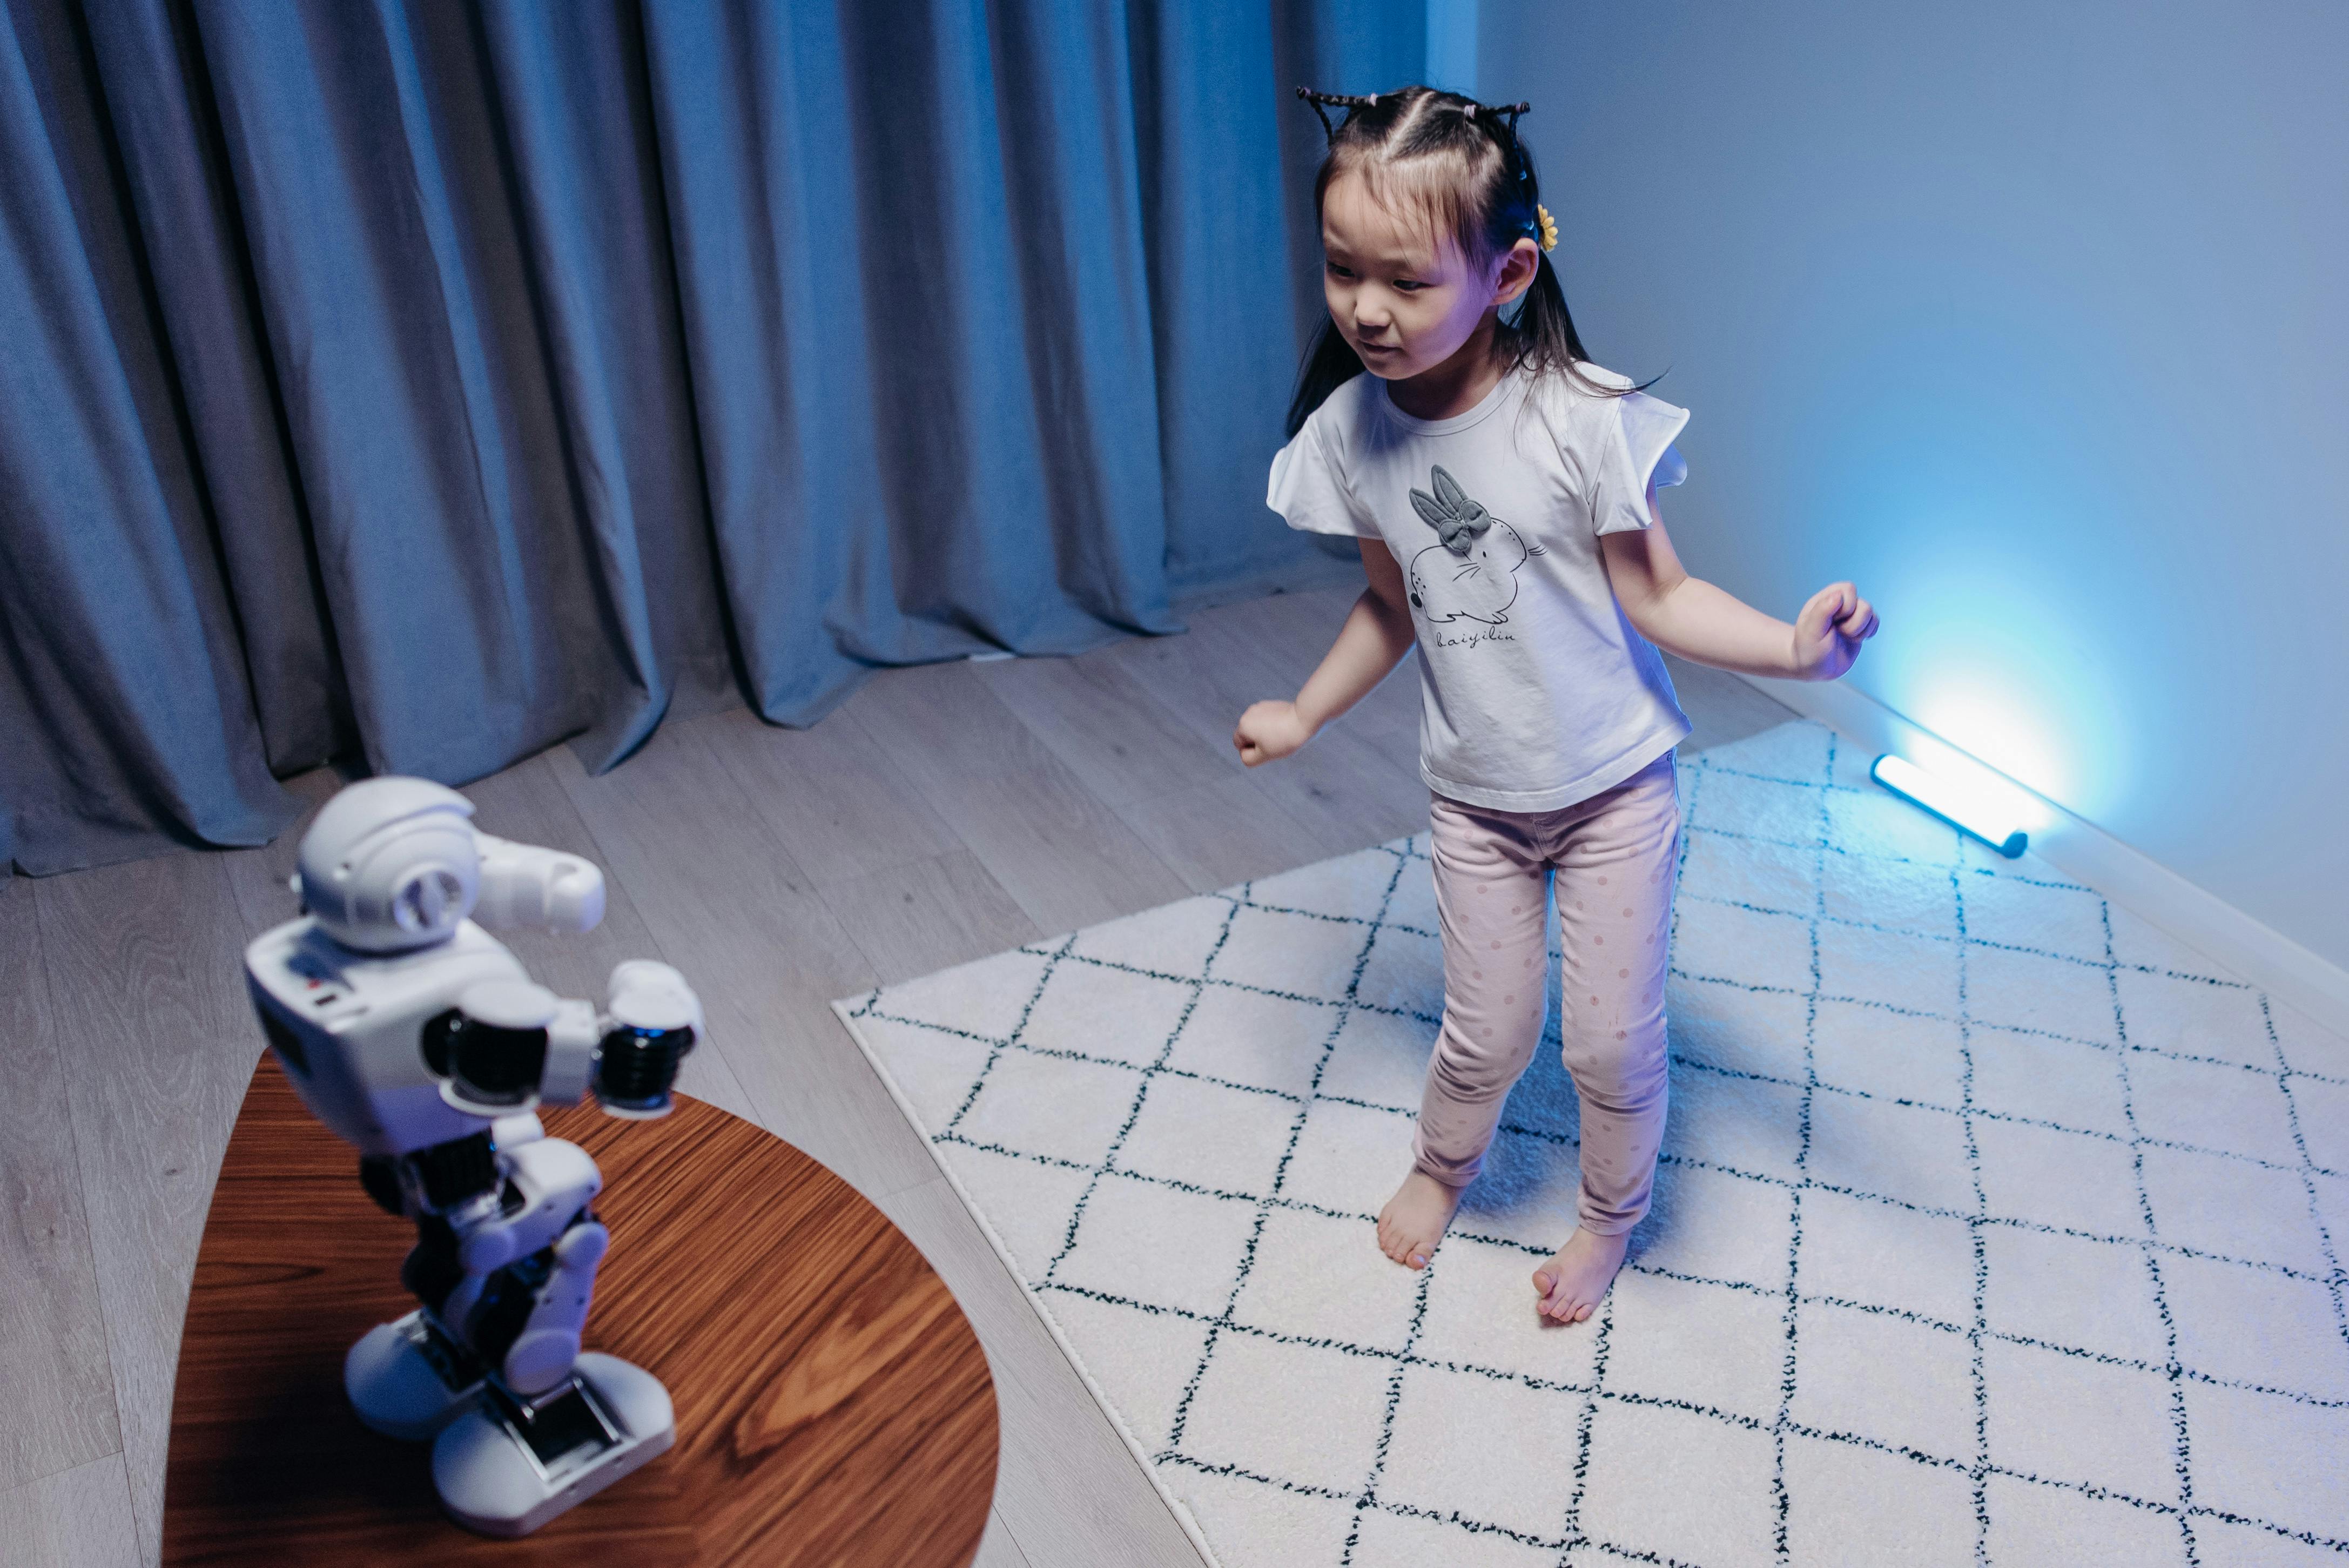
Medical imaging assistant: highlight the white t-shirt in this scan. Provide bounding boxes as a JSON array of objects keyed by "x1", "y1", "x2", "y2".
[{"x1": 1267, "y1": 363, "x2": 1693, "y2": 813}]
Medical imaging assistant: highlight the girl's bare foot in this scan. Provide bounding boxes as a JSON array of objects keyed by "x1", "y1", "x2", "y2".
[
  {"x1": 1376, "y1": 1170, "x2": 1464, "y2": 1269},
  {"x1": 1532, "y1": 1226, "x2": 1631, "y2": 1323}
]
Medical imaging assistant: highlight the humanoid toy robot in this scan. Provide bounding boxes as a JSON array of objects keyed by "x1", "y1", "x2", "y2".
[{"x1": 244, "y1": 777, "x2": 703, "y2": 1536}]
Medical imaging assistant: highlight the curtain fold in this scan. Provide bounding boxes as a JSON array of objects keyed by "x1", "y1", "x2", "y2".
[{"x1": 0, "y1": 0, "x2": 1423, "y2": 875}]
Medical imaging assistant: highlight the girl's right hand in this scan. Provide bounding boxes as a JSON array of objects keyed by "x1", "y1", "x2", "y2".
[{"x1": 1234, "y1": 700, "x2": 1313, "y2": 766}]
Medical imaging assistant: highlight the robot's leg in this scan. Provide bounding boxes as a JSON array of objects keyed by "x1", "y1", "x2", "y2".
[
  {"x1": 480, "y1": 1207, "x2": 610, "y2": 1396},
  {"x1": 346, "y1": 1134, "x2": 605, "y2": 1444},
  {"x1": 346, "y1": 1148, "x2": 493, "y2": 1441},
  {"x1": 346, "y1": 1309, "x2": 489, "y2": 1442},
  {"x1": 430, "y1": 1144, "x2": 676, "y2": 1536}
]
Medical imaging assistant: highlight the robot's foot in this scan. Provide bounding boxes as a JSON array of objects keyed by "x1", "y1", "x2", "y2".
[
  {"x1": 432, "y1": 1352, "x2": 675, "y2": 1538},
  {"x1": 346, "y1": 1311, "x2": 488, "y2": 1442}
]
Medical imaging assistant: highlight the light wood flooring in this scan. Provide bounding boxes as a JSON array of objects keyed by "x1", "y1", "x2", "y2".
[{"x1": 0, "y1": 577, "x2": 1796, "y2": 1568}]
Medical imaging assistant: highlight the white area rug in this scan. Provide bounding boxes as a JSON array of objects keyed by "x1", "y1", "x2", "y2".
[{"x1": 833, "y1": 722, "x2": 2349, "y2": 1568}]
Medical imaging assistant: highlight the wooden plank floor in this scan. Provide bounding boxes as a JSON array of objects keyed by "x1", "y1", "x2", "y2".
[{"x1": 0, "y1": 580, "x2": 1794, "y2": 1568}]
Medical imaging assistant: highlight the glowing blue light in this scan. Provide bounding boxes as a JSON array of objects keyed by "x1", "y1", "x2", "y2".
[{"x1": 1872, "y1": 753, "x2": 2028, "y2": 858}]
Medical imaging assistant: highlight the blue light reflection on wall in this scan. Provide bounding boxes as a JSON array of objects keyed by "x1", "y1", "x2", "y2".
[
  {"x1": 1797, "y1": 320, "x2": 2157, "y2": 825},
  {"x1": 1480, "y1": 0, "x2": 2349, "y2": 965}
]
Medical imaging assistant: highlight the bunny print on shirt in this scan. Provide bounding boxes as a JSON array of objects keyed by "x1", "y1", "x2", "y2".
[{"x1": 1405, "y1": 465, "x2": 1543, "y2": 628}]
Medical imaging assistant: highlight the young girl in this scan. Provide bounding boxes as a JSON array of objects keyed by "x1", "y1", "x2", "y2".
[{"x1": 1235, "y1": 86, "x2": 1877, "y2": 1325}]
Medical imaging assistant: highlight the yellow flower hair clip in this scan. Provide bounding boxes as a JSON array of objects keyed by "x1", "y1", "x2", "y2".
[{"x1": 1535, "y1": 204, "x2": 1559, "y2": 252}]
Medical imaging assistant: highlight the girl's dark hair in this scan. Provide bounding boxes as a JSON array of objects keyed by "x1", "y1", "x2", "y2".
[{"x1": 1284, "y1": 84, "x2": 1654, "y2": 438}]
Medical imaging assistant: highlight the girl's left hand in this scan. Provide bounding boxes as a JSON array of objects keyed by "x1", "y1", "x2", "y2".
[{"x1": 1790, "y1": 582, "x2": 1879, "y2": 680}]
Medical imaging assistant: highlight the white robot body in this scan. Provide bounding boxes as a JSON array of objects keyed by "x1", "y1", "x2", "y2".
[
  {"x1": 247, "y1": 918, "x2": 533, "y2": 1156},
  {"x1": 243, "y1": 777, "x2": 703, "y2": 1537}
]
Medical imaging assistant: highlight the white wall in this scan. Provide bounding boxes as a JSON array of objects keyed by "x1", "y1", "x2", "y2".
[
  {"x1": 1480, "y1": 1, "x2": 2349, "y2": 967},
  {"x1": 1424, "y1": 0, "x2": 1479, "y2": 96}
]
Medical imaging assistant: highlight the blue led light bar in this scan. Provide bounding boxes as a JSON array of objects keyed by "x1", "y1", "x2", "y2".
[{"x1": 1870, "y1": 753, "x2": 2028, "y2": 859}]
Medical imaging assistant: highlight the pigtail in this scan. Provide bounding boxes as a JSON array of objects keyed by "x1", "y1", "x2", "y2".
[
  {"x1": 1501, "y1": 241, "x2": 1666, "y2": 398},
  {"x1": 1492, "y1": 136, "x2": 1661, "y2": 398}
]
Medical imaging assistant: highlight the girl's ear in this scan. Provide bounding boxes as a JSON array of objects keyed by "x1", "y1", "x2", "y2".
[{"x1": 1494, "y1": 237, "x2": 1540, "y2": 306}]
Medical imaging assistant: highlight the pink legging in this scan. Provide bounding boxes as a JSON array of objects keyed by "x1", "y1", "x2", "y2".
[{"x1": 1412, "y1": 751, "x2": 1681, "y2": 1235}]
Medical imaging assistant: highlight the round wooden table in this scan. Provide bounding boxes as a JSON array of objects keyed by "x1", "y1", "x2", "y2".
[{"x1": 161, "y1": 1054, "x2": 997, "y2": 1565}]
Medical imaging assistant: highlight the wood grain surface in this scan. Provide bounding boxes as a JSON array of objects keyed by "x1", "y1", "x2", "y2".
[
  {"x1": 0, "y1": 879, "x2": 121, "y2": 1492},
  {"x1": 160, "y1": 1054, "x2": 996, "y2": 1566}
]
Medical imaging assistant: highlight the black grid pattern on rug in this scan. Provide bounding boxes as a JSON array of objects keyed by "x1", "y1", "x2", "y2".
[{"x1": 842, "y1": 725, "x2": 2349, "y2": 1567}]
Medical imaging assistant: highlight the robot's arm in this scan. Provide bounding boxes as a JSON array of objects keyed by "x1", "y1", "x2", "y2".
[
  {"x1": 470, "y1": 833, "x2": 605, "y2": 934},
  {"x1": 540, "y1": 998, "x2": 601, "y2": 1106},
  {"x1": 465, "y1": 839, "x2": 695, "y2": 1116},
  {"x1": 436, "y1": 963, "x2": 701, "y2": 1119}
]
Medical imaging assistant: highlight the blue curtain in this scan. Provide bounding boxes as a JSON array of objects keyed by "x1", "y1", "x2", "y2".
[{"x1": 0, "y1": 0, "x2": 1423, "y2": 874}]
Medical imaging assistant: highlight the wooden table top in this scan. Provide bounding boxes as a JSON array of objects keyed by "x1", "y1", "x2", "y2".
[{"x1": 161, "y1": 1053, "x2": 996, "y2": 1565}]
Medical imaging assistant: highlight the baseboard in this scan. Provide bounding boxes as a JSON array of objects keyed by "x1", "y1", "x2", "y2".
[{"x1": 1736, "y1": 672, "x2": 2349, "y2": 1037}]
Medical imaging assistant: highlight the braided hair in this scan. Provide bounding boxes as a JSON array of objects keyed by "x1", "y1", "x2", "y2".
[{"x1": 1285, "y1": 84, "x2": 1651, "y2": 438}]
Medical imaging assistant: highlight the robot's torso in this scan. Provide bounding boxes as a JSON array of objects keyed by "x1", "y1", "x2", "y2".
[{"x1": 247, "y1": 917, "x2": 533, "y2": 1157}]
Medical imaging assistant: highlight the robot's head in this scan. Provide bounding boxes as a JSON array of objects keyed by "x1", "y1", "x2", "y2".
[{"x1": 298, "y1": 778, "x2": 481, "y2": 953}]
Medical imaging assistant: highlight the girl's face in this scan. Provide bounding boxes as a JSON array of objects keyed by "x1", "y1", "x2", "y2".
[{"x1": 1319, "y1": 170, "x2": 1533, "y2": 382}]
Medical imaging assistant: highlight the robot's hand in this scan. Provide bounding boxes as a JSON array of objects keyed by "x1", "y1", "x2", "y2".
[
  {"x1": 593, "y1": 961, "x2": 701, "y2": 1119},
  {"x1": 478, "y1": 963, "x2": 703, "y2": 1116}
]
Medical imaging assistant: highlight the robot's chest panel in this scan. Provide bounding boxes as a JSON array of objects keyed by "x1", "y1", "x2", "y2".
[{"x1": 246, "y1": 920, "x2": 528, "y2": 1155}]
